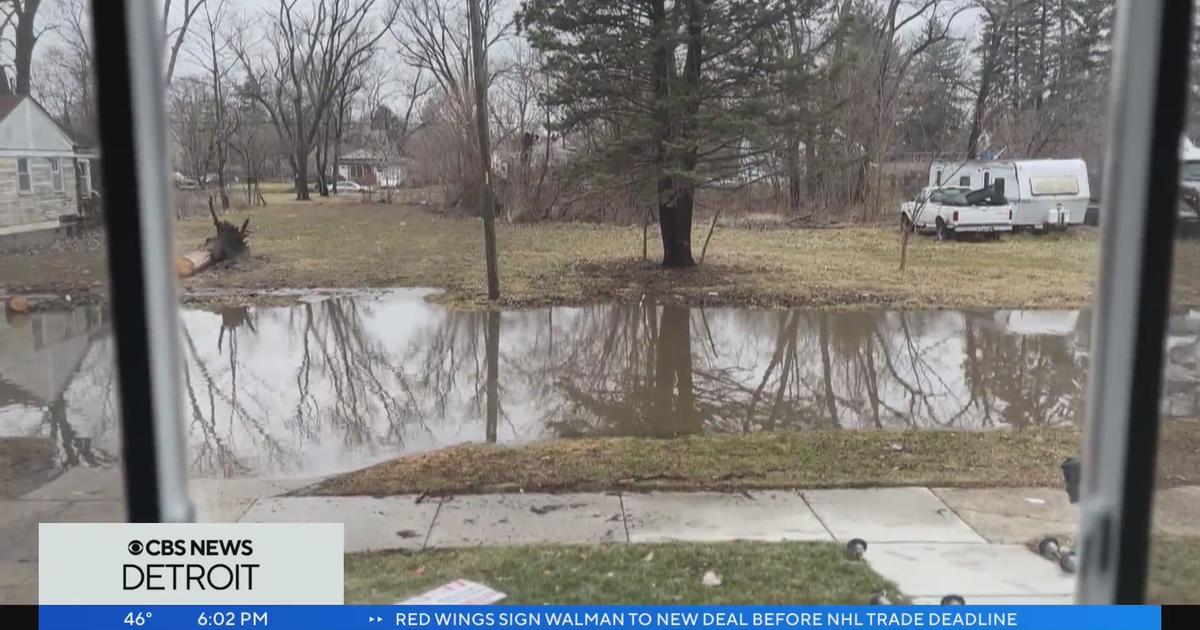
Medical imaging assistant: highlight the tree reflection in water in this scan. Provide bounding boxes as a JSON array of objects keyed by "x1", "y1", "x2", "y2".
[{"x1": 1, "y1": 294, "x2": 1167, "y2": 479}]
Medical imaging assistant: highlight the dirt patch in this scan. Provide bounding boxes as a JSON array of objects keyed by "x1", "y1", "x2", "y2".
[{"x1": 0, "y1": 437, "x2": 59, "y2": 498}]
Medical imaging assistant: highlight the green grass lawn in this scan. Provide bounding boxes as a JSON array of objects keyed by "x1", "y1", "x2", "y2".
[
  {"x1": 345, "y1": 542, "x2": 900, "y2": 605},
  {"x1": 1150, "y1": 537, "x2": 1200, "y2": 604},
  {"x1": 345, "y1": 538, "x2": 1199, "y2": 604}
]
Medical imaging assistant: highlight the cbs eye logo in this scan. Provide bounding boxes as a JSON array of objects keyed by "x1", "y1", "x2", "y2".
[{"x1": 126, "y1": 539, "x2": 187, "y2": 556}]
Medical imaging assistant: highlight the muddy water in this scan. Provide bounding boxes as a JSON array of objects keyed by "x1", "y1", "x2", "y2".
[{"x1": 2, "y1": 290, "x2": 1199, "y2": 480}]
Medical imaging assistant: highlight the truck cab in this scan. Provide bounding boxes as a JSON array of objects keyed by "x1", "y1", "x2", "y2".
[{"x1": 901, "y1": 186, "x2": 1014, "y2": 241}]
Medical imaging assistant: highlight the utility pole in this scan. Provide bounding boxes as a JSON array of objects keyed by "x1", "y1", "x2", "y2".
[{"x1": 468, "y1": 0, "x2": 500, "y2": 300}]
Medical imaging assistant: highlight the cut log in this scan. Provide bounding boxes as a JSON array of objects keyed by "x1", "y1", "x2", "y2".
[
  {"x1": 176, "y1": 195, "x2": 251, "y2": 278},
  {"x1": 176, "y1": 250, "x2": 215, "y2": 278}
]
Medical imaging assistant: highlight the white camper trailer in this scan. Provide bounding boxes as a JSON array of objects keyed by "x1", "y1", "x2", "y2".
[{"x1": 928, "y1": 159, "x2": 1090, "y2": 231}]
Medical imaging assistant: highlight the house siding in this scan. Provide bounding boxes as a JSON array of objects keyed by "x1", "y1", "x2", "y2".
[{"x1": 0, "y1": 156, "x2": 78, "y2": 228}]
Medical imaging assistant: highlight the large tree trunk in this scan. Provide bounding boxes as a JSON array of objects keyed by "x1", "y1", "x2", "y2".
[
  {"x1": 13, "y1": 0, "x2": 40, "y2": 95},
  {"x1": 295, "y1": 146, "x2": 311, "y2": 201},
  {"x1": 805, "y1": 133, "x2": 819, "y2": 198},
  {"x1": 651, "y1": 0, "x2": 703, "y2": 269},
  {"x1": 660, "y1": 182, "x2": 696, "y2": 267},
  {"x1": 787, "y1": 135, "x2": 802, "y2": 214},
  {"x1": 468, "y1": 0, "x2": 501, "y2": 300}
]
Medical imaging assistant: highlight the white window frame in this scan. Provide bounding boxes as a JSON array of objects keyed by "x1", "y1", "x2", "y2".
[
  {"x1": 79, "y1": 160, "x2": 92, "y2": 197},
  {"x1": 1030, "y1": 175, "x2": 1080, "y2": 196},
  {"x1": 49, "y1": 157, "x2": 64, "y2": 192},
  {"x1": 17, "y1": 158, "x2": 31, "y2": 192}
]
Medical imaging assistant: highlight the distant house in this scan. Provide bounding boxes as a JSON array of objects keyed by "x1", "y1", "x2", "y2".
[
  {"x1": 0, "y1": 93, "x2": 96, "y2": 234},
  {"x1": 338, "y1": 149, "x2": 406, "y2": 187}
]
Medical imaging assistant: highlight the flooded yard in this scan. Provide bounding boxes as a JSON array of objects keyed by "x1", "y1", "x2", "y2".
[{"x1": 2, "y1": 289, "x2": 1198, "y2": 481}]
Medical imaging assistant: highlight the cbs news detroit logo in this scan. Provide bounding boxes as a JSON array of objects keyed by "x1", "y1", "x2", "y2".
[{"x1": 124, "y1": 537, "x2": 259, "y2": 591}]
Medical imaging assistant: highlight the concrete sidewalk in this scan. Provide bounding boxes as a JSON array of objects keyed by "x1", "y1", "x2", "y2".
[
  {"x1": 6, "y1": 471, "x2": 1200, "y2": 604},
  {"x1": 238, "y1": 484, "x2": 1200, "y2": 604}
]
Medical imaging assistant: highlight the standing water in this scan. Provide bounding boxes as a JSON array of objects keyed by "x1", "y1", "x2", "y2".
[{"x1": 2, "y1": 290, "x2": 1198, "y2": 480}]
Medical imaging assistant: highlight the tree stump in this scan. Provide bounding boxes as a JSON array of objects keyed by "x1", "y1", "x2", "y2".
[{"x1": 177, "y1": 196, "x2": 250, "y2": 278}]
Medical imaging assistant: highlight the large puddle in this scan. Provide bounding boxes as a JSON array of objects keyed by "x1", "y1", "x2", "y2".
[{"x1": 3, "y1": 290, "x2": 1199, "y2": 480}]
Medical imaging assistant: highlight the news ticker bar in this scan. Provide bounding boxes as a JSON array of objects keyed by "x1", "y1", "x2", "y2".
[{"x1": 31, "y1": 605, "x2": 1178, "y2": 630}]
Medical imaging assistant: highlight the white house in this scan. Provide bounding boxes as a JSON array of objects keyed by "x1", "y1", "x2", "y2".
[
  {"x1": 337, "y1": 148, "x2": 406, "y2": 187},
  {"x1": 0, "y1": 94, "x2": 95, "y2": 233}
]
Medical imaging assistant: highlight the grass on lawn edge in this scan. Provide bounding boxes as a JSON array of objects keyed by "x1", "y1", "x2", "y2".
[
  {"x1": 308, "y1": 425, "x2": 1200, "y2": 497},
  {"x1": 345, "y1": 541, "x2": 901, "y2": 605}
]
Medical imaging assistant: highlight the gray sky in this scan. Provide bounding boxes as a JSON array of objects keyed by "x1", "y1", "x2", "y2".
[{"x1": 16, "y1": 0, "x2": 984, "y2": 94}]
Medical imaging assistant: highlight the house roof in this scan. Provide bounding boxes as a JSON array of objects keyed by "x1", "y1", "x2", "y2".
[
  {"x1": 0, "y1": 93, "x2": 90, "y2": 150},
  {"x1": 339, "y1": 148, "x2": 381, "y2": 161}
]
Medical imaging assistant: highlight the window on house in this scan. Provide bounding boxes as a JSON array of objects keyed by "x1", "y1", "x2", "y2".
[
  {"x1": 959, "y1": 175, "x2": 970, "y2": 186},
  {"x1": 78, "y1": 161, "x2": 91, "y2": 196},
  {"x1": 49, "y1": 158, "x2": 64, "y2": 191},
  {"x1": 17, "y1": 158, "x2": 30, "y2": 192}
]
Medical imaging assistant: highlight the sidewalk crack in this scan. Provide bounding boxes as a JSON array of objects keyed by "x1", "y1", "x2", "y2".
[
  {"x1": 617, "y1": 492, "x2": 631, "y2": 543},
  {"x1": 422, "y1": 499, "x2": 444, "y2": 550}
]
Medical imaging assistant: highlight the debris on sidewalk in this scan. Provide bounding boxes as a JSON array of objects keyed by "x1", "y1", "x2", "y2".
[{"x1": 399, "y1": 579, "x2": 506, "y2": 605}]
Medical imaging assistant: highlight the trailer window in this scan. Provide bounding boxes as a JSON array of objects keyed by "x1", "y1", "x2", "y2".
[
  {"x1": 984, "y1": 172, "x2": 991, "y2": 188},
  {"x1": 1030, "y1": 175, "x2": 1079, "y2": 195},
  {"x1": 935, "y1": 169, "x2": 942, "y2": 185},
  {"x1": 958, "y1": 176, "x2": 970, "y2": 186}
]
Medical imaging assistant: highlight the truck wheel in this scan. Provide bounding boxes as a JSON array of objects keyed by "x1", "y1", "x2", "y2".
[
  {"x1": 936, "y1": 218, "x2": 955, "y2": 242},
  {"x1": 901, "y1": 213, "x2": 912, "y2": 232}
]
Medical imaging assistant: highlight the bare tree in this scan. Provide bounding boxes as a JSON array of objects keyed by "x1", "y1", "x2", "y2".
[
  {"x1": 362, "y1": 65, "x2": 429, "y2": 201},
  {"x1": 32, "y1": 0, "x2": 94, "y2": 139},
  {"x1": 170, "y1": 76, "x2": 216, "y2": 183},
  {"x1": 188, "y1": 0, "x2": 238, "y2": 207},
  {"x1": 388, "y1": 0, "x2": 508, "y2": 210},
  {"x1": 163, "y1": 0, "x2": 207, "y2": 87},
  {"x1": 1, "y1": 0, "x2": 46, "y2": 95},
  {"x1": 468, "y1": 0, "x2": 499, "y2": 299},
  {"x1": 233, "y1": 0, "x2": 395, "y2": 201}
]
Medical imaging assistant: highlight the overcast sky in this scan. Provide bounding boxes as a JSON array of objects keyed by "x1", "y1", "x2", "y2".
[{"x1": 17, "y1": 0, "x2": 984, "y2": 91}]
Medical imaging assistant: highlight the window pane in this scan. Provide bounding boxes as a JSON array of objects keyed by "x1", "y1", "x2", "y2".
[{"x1": 1031, "y1": 175, "x2": 1081, "y2": 196}]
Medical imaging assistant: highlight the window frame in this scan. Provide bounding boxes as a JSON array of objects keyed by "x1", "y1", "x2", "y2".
[
  {"x1": 49, "y1": 157, "x2": 64, "y2": 192},
  {"x1": 78, "y1": 160, "x2": 91, "y2": 196},
  {"x1": 17, "y1": 157, "x2": 31, "y2": 192}
]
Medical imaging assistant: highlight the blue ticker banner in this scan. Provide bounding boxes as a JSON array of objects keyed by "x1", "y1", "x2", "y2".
[{"x1": 36, "y1": 605, "x2": 1162, "y2": 630}]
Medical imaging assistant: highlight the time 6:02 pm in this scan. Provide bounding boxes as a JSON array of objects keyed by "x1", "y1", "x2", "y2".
[{"x1": 197, "y1": 611, "x2": 269, "y2": 626}]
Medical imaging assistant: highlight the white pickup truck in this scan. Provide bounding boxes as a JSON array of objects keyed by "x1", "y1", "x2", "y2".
[{"x1": 900, "y1": 186, "x2": 1014, "y2": 241}]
